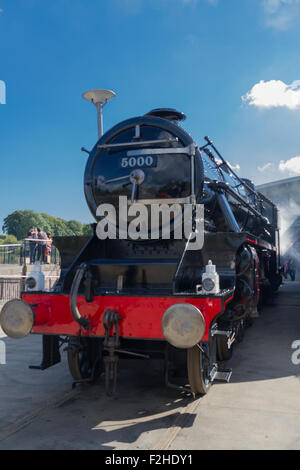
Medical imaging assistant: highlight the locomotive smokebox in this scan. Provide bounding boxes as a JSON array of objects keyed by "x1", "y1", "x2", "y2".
[
  {"x1": 83, "y1": 108, "x2": 204, "y2": 225},
  {"x1": 161, "y1": 303, "x2": 205, "y2": 349},
  {"x1": 0, "y1": 299, "x2": 35, "y2": 339}
]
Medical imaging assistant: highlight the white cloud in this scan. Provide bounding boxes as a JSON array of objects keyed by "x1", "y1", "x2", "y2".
[
  {"x1": 262, "y1": 0, "x2": 300, "y2": 30},
  {"x1": 227, "y1": 161, "x2": 240, "y2": 171},
  {"x1": 258, "y1": 162, "x2": 274, "y2": 172},
  {"x1": 262, "y1": 0, "x2": 296, "y2": 14},
  {"x1": 279, "y1": 156, "x2": 300, "y2": 174},
  {"x1": 242, "y1": 80, "x2": 300, "y2": 109}
]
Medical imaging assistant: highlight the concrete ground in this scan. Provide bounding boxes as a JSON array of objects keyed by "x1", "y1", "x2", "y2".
[
  {"x1": 170, "y1": 279, "x2": 300, "y2": 450},
  {"x1": 0, "y1": 279, "x2": 299, "y2": 450}
]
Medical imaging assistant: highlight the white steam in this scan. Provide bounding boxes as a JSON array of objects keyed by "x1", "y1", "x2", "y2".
[{"x1": 278, "y1": 199, "x2": 300, "y2": 254}]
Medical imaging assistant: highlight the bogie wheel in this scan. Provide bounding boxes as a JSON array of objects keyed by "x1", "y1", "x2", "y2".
[
  {"x1": 187, "y1": 343, "x2": 212, "y2": 395},
  {"x1": 67, "y1": 337, "x2": 103, "y2": 382}
]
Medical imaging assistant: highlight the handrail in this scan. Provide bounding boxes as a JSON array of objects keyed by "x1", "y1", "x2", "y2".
[
  {"x1": 0, "y1": 244, "x2": 21, "y2": 248},
  {"x1": 0, "y1": 239, "x2": 60, "y2": 265},
  {"x1": 98, "y1": 138, "x2": 178, "y2": 149}
]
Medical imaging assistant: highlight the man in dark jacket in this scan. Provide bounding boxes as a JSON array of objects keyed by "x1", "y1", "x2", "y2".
[{"x1": 27, "y1": 227, "x2": 38, "y2": 264}]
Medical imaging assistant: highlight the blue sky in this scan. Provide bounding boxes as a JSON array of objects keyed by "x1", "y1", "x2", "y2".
[{"x1": 1, "y1": 0, "x2": 300, "y2": 230}]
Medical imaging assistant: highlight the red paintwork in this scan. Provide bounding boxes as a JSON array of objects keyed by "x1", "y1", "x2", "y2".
[
  {"x1": 22, "y1": 293, "x2": 223, "y2": 342},
  {"x1": 245, "y1": 237, "x2": 276, "y2": 252},
  {"x1": 224, "y1": 294, "x2": 234, "y2": 306},
  {"x1": 255, "y1": 251, "x2": 260, "y2": 302}
]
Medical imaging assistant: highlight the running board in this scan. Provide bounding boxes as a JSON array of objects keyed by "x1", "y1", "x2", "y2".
[{"x1": 211, "y1": 329, "x2": 232, "y2": 338}]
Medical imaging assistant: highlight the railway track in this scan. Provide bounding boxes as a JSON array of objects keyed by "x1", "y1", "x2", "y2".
[
  {"x1": 0, "y1": 364, "x2": 200, "y2": 449},
  {"x1": 0, "y1": 388, "x2": 82, "y2": 443}
]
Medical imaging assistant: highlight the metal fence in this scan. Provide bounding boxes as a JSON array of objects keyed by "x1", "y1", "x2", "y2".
[
  {"x1": 0, "y1": 240, "x2": 60, "y2": 266},
  {"x1": 0, "y1": 276, "x2": 59, "y2": 302},
  {"x1": 0, "y1": 278, "x2": 23, "y2": 302},
  {"x1": 0, "y1": 244, "x2": 21, "y2": 265},
  {"x1": 21, "y1": 239, "x2": 60, "y2": 266}
]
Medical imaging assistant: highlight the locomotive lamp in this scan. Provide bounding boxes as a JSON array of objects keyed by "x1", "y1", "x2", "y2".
[
  {"x1": 25, "y1": 263, "x2": 45, "y2": 292},
  {"x1": 200, "y1": 260, "x2": 220, "y2": 294},
  {"x1": 161, "y1": 303, "x2": 205, "y2": 349},
  {"x1": 82, "y1": 89, "x2": 116, "y2": 138},
  {"x1": 0, "y1": 299, "x2": 35, "y2": 339}
]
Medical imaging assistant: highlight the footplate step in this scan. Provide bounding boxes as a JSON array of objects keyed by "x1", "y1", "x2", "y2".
[{"x1": 214, "y1": 368, "x2": 232, "y2": 382}]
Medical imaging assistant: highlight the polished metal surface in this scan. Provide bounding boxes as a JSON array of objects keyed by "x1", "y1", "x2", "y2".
[
  {"x1": 0, "y1": 299, "x2": 35, "y2": 339},
  {"x1": 98, "y1": 138, "x2": 179, "y2": 149},
  {"x1": 161, "y1": 303, "x2": 205, "y2": 349}
]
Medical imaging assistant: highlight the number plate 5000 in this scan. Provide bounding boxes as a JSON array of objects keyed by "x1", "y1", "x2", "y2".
[{"x1": 120, "y1": 155, "x2": 157, "y2": 169}]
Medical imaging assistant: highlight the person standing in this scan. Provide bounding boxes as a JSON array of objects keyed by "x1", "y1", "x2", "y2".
[
  {"x1": 283, "y1": 259, "x2": 289, "y2": 280},
  {"x1": 37, "y1": 228, "x2": 48, "y2": 264},
  {"x1": 288, "y1": 259, "x2": 296, "y2": 281},
  {"x1": 45, "y1": 232, "x2": 52, "y2": 264},
  {"x1": 27, "y1": 227, "x2": 38, "y2": 264}
]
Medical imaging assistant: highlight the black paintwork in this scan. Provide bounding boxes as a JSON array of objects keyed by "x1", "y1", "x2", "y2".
[
  {"x1": 84, "y1": 115, "x2": 204, "y2": 222},
  {"x1": 53, "y1": 108, "x2": 280, "y2": 304},
  {"x1": 29, "y1": 335, "x2": 61, "y2": 370}
]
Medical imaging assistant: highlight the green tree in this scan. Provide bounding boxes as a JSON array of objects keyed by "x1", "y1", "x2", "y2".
[
  {"x1": 2, "y1": 210, "x2": 92, "y2": 238},
  {"x1": 2, "y1": 210, "x2": 48, "y2": 240},
  {"x1": 0, "y1": 234, "x2": 18, "y2": 245},
  {"x1": 67, "y1": 220, "x2": 83, "y2": 235},
  {"x1": 82, "y1": 224, "x2": 93, "y2": 236}
]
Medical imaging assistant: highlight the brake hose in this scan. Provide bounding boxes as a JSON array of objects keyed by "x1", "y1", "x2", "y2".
[{"x1": 70, "y1": 263, "x2": 90, "y2": 330}]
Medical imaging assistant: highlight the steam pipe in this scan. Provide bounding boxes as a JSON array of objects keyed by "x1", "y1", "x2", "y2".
[
  {"x1": 217, "y1": 193, "x2": 240, "y2": 232},
  {"x1": 200, "y1": 186, "x2": 216, "y2": 205}
]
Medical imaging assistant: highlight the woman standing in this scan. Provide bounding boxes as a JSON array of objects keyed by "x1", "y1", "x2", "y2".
[{"x1": 45, "y1": 232, "x2": 52, "y2": 264}]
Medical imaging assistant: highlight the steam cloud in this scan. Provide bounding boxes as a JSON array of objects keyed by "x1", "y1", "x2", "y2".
[{"x1": 278, "y1": 199, "x2": 300, "y2": 257}]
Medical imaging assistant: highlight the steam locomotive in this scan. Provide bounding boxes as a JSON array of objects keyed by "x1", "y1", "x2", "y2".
[{"x1": 0, "y1": 106, "x2": 281, "y2": 396}]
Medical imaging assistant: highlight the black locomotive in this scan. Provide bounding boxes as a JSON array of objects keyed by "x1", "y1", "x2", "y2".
[{"x1": 0, "y1": 107, "x2": 282, "y2": 396}]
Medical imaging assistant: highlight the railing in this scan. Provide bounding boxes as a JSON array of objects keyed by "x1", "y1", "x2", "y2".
[
  {"x1": 21, "y1": 239, "x2": 60, "y2": 266},
  {"x1": 0, "y1": 276, "x2": 59, "y2": 302},
  {"x1": 0, "y1": 278, "x2": 23, "y2": 301},
  {"x1": 0, "y1": 240, "x2": 60, "y2": 266},
  {"x1": 0, "y1": 244, "x2": 22, "y2": 265}
]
